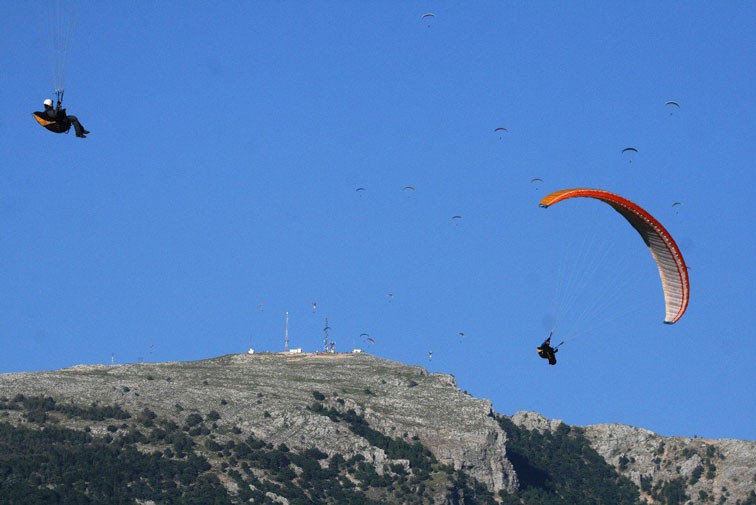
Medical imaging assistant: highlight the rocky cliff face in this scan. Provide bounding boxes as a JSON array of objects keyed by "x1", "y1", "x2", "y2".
[
  {"x1": 511, "y1": 410, "x2": 756, "y2": 505},
  {"x1": 583, "y1": 423, "x2": 756, "y2": 505},
  {"x1": 0, "y1": 353, "x2": 518, "y2": 495}
]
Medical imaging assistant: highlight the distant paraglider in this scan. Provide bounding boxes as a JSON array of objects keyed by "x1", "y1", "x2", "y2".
[
  {"x1": 403, "y1": 185, "x2": 416, "y2": 192},
  {"x1": 539, "y1": 188, "x2": 690, "y2": 324},
  {"x1": 621, "y1": 147, "x2": 638, "y2": 163},
  {"x1": 665, "y1": 101, "x2": 681, "y2": 115},
  {"x1": 363, "y1": 334, "x2": 375, "y2": 345},
  {"x1": 495, "y1": 127, "x2": 508, "y2": 139},
  {"x1": 421, "y1": 13, "x2": 435, "y2": 27}
]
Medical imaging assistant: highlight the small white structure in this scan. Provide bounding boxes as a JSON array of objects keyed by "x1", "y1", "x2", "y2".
[
  {"x1": 247, "y1": 347, "x2": 255, "y2": 355},
  {"x1": 352, "y1": 349, "x2": 363, "y2": 354},
  {"x1": 287, "y1": 348, "x2": 303, "y2": 354}
]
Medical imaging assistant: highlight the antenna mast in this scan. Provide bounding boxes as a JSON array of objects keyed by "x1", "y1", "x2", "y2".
[
  {"x1": 285, "y1": 311, "x2": 289, "y2": 352},
  {"x1": 323, "y1": 318, "x2": 330, "y2": 352}
]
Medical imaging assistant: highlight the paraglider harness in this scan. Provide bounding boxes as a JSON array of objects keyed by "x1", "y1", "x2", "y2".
[
  {"x1": 537, "y1": 332, "x2": 563, "y2": 366},
  {"x1": 32, "y1": 89, "x2": 72, "y2": 134}
]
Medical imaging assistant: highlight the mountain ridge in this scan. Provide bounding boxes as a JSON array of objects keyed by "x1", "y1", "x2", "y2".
[{"x1": 0, "y1": 352, "x2": 753, "y2": 504}]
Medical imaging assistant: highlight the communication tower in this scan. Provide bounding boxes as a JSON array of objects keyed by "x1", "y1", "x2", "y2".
[
  {"x1": 285, "y1": 311, "x2": 289, "y2": 352},
  {"x1": 323, "y1": 318, "x2": 330, "y2": 352}
]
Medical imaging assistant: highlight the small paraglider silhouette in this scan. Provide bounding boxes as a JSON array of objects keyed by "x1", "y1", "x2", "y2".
[
  {"x1": 450, "y1": 215, "x2": 462, "y2": 224},
  {"x1": 361, "y1": 334, "x2": 376, "y2": 345},
  {"x1": 672, "y1": 201, "x2": 684, "y2": 214},
  {"x1": 621, "y1": 147, "x2": 638, "y2": 163},
  {"x1": 387, "y1": 293, "x2": 394, "y2": 303},
  {"x1": 494, "y1": 127, "x2": 508, "y2": 140},
  {"x1": 421, "y1": 12, "x2": 435, "y2": 27},
  {"x1": 531, "y1": 178, "x2": 544, "y2": 190},
  {"x1": 665, "y1": 101, "x2": 681, "y2": 115},
  {"x1": 312, "y1": 301, "x2": 317, "y2": 313},
  {"x1": 428, "y1": 351, "x2": 433, "y2": 361}
]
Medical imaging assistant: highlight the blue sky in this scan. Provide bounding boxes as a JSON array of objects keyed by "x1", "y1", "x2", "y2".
[{"x1": 1, "y1": 2, "x2": 755, "y2": 440}]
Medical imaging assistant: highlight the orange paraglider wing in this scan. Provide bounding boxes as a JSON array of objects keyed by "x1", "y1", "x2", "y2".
[{"x1": 540, "y1": 188, "x2": 689, "y2": 324}]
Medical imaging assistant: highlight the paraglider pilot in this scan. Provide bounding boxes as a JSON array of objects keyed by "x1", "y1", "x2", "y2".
[
  {"x1": 33, "y1": 98, "x2": 90, "y2": 138},
  {"x1": 537, "y1": 333, "x2": 558, "y2": 365}
]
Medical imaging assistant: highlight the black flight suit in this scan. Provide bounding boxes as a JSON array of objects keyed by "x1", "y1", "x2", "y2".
[
  {"x1": 33, "y1": 104, "x2": 89, "y2": 137},
  {"x1": 537, "y1": 339, "x2": 558, "y2": 365}
]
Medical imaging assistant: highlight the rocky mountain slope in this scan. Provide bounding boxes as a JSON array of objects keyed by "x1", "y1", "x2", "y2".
[
  {"x1": 0, "y1": 353, "x2": 753, "y2": 504},
  {"x1": 512, "y1": 410, "x2": 756, "y2": 504}
]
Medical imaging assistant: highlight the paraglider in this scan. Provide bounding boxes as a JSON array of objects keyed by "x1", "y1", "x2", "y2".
[
  {"x1": 387, "y1": 293, "x2": 394, "y2": 302},
  {"x1": 34, "y1": 1, "x2": 90, "y2": 139},
  {"x1": 621, "y1": 147, "x2": 638, "y2": 163},
  {"x1": 539, "y1": 188, "x2": 690, "y2": 324},
  {"x1": 355, "y1": 187, "x2": 366, "y2": 192},
  {"x1": 536, "y1": 334, "x2": 559, "y2": 365},
  {"x1": 403, "y1": 185, "x2": 416, "y2": 192},
  {"x1": 665, "y1": 101, "x2": 681, "y2": 115},
  {"x1": 495, "y1": 127, "x2": 508, "y2": 139},
  {"x1": 531, "y1": 178, "x2": 544, "y2": 189},
  {"x1": 33, "y1": 97, "x2": 89, "y2": 138},
  {"x1": 421, "y1": 13, "x2": 435, "y2": 27},
  {"x1": 451, "y1": 215, "x2": 463, "y2": 221},
  {"x1": 312, "y1": 301, "x2": 317, "y2": 313}
]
